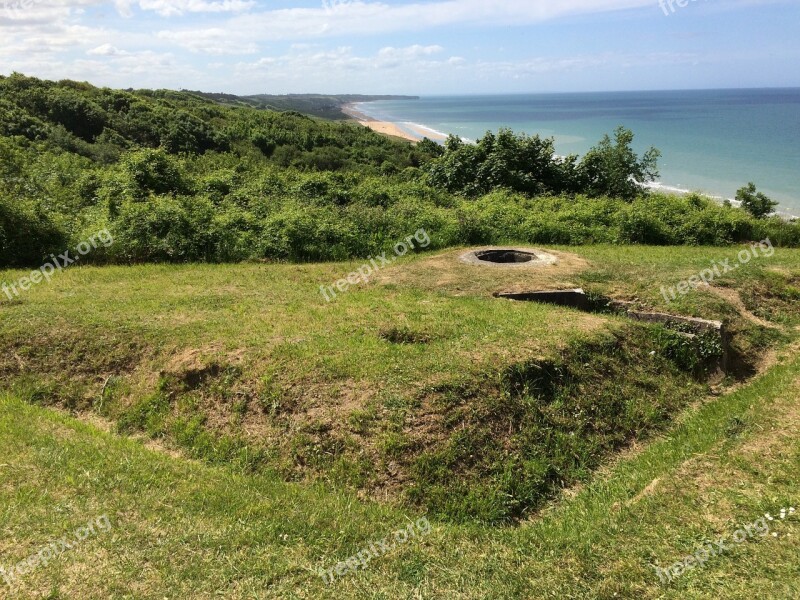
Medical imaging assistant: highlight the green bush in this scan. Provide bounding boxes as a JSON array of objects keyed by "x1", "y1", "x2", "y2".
[
  {"x1": 121, "y1": 149, "x2": 188, "y2": 199},
  {"x1": 0, "y1": 198, "x2": 66, "y2": 266},
  {"x1": 110, "y1": 195, "x2": 216, "y2": 262},
  {"x1": 1, "y1": 73, "x2": 799, "y2": 268}
]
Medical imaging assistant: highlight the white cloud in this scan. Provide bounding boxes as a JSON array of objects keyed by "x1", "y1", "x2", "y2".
[
  {"x1": 23, "y1": 49, "x2": 213, "y2": 89},
  {"x1": 157, "y1": 28, "x2": 258, "y2": 54},
  {"x1": 0, "y1": 0, "x2": 100, "y2": 26},
  {"x1": 144, "y1": 0, "x2": 665, "y2": 62},
  {"x1": 0, "y1": 21, "x2": 109, "y2": 59},
  {"x1": 374, "y1": 44, "x2": 444, "y2": 68},
  {"x1": 378, "y1": 45, "x2": 443, "y2": 58},
  {"x1": 112, "y1": 0, "x2": 255, "y2": 18},
  {"x1": 227, "y1": 44, "x2": 710, "y2": 93},
  {"x1": 136, "y1": 0, "x2": 255, "y2": 17},
  {"x1": 206, "y1": 0, "x2": 661, "y2": 42},
  {"x1": 234, "y1": 44, "x2": 458, "y2": 79},
  {"x1": 88, "y1": 43, "x2": 128, "y2": 56}
]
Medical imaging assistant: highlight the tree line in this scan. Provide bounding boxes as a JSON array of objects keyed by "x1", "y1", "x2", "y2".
[{"x1": 1, "y1": 73, "x2": 795, "y2": 268}]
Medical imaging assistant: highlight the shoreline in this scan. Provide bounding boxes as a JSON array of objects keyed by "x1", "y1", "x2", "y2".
[
  {"x1": 342, "y1": 103, "x2": 450, "y2": 144},
  {"x1": 644, "y1": 182, "x2": 798, "y2": 220},
  {"x1": 341, "y1": 102, "x2": 798, "y2": 220},
  {"x1": 341, "y1": 103, "x2": 419, "y2": 143}
]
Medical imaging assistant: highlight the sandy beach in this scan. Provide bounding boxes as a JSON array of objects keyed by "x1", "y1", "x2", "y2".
[
  {"x1": 402, "y1": 122, "x2": 449, "y2": 142},
  {"x1": 341, "y1": 103, "x2": 419, "y2": 142},
  {"x1": 342, "y1": 103, "x2": 450, "y2": 144}
]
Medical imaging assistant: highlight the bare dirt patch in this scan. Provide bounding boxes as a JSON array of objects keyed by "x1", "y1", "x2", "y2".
[
  {"x1": 626, "y1": 477, "x2": 662, "y2": 507},
  {"x1": 161, "y1": 345, "x2": 246, "y2": 388},
  {"x1": 705, "y1": 285, "x2": 778, "y2": 329},
  {"x1": 376, "y1": 247, "x2": 589, "y2": 297},
  {"x1": 301, "y1": 379, "x2": 377, "y2": 424}
]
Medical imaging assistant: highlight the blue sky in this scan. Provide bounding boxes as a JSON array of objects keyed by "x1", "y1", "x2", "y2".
[{"x1": 1, "y1": 0, "x2": 798, "y2": 94}]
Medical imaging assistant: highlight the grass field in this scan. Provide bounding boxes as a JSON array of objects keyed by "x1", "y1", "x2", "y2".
[
  {"x1": 1, "y1": 243, "x2": 799, "y2": 597},
  {"x1": 1, "y1": 343, "x2": 798, "y2": 598}
]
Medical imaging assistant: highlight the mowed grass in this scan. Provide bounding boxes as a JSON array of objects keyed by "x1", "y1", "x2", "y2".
[
  {"x1": 1, "y1": 244, "x2": 799, "y2": 523},
  {"x1": 1, "y1": 344, "x2": 798, "y2": 598},
  {"x1": 0, "y1": 252, "x2": 602, "y2": 395},
  {"x1": 569, "y1": 244, "x2": 800, "y2": 322},
  {"x1": 2, "y1": 243, "x2": 796, "y2": 399}
]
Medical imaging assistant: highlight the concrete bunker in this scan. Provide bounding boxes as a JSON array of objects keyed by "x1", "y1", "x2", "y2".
[
  {"x1": 460, "y1": 247, "x2": 558, "y2": 267},
  {"x1": 495, "y1": 288, "x2": 734, "y2": 374},
  {"x1": 475, "y1": 249, "x2": 536, "y2": 264}
]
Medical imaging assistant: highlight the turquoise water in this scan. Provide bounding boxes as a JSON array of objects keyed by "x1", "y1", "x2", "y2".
[{"x1": 355, "y1": 90, "x2": 800, "y2": 216}]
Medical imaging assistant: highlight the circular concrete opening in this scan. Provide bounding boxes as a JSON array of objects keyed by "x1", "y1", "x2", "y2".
[
  {"x1": 474, "y1": 249, "x2": 536, "y2": 264},
  {"x1": 460, "y1": 247, "x2": 558, "y2": 268}
]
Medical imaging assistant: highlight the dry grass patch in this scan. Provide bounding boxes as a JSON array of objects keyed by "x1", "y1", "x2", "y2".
[{"x1": 375, "y1": 247, "x2": 589, "y2": 296}]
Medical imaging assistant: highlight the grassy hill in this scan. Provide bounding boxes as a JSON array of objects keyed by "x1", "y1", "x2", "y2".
[
  {"x1": 186, "y1": 92, "x2": 419, "y2": 120},
  {"x1": 2, "y1": 245, "x2": 798, "y2": 524},
  {"x1": 1, "y1": 252, "x2": 798, "y2": 596},
  {"x1": 2, "y1": 74, "x2": 799, "y2": 597}
]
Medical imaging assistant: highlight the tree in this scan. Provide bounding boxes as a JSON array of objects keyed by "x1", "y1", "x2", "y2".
[
  {"x1": 122, "y1": 149, "x2": 187, "y2": 199},
  {"x1": 425, "y1": 127, "x2": 659, "y2": 200},
  {"x1": 160, "y1": 112, "x2": 221, "y2": 154},
  {"x1": 426, "y1": 129, "x2": 566, "y2": 197},
  {"x1": 416, "y1": 137, "x2": 444, "y2": 158},
  {"x1": 578, "y1": 127, "x2": 660, "y2": 201},
  {"x1": 736, "y1": 182, "x2": 778, "y2": 219},
  {"x1": 252, "y1": 131, "x2": 277, "y2": 157},
  {"x1": 45, "y1": 88, "x2": 106, "y2": 142}
]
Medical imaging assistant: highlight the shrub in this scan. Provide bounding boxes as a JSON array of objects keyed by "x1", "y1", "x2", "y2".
[
  {"x1": 736, "y1": 182, "x2": 778, "y2": 219},
  {"x1": 122, "y1": 149, "x2": 188, "y2": 199},
  {"x1": 0, "y1": 198, "x2": 66, "y2": 266}
]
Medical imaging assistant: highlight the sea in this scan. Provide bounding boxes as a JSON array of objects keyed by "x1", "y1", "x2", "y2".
[{"x1": 353, "y1": 89, "x2": 800, "y2": 217}]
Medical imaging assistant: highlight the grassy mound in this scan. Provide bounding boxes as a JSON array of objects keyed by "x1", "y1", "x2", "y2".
[
  {"x1": 2, "y1": 342, "x2": 798, "y2": 597},
  {"x1": 2, "y1": 245, "x2": 798, "y2": 524}
]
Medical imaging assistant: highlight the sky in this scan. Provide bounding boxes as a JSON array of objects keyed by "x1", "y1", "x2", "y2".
[{"x1": 1, "y1": 0, "x2": 799, "y2": 95}]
